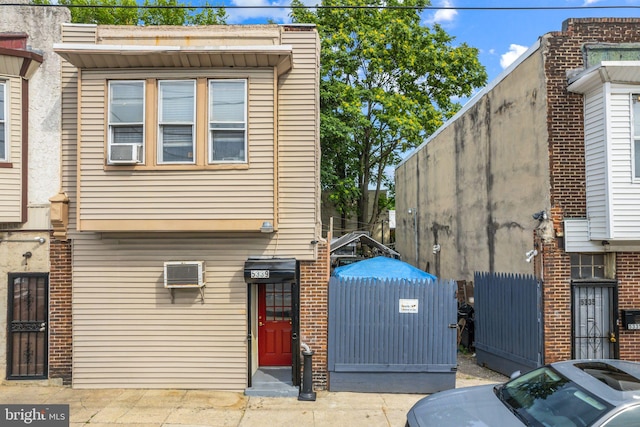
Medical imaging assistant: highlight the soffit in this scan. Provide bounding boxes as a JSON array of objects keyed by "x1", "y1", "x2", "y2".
[
  {"x1": 568, "y1": 61, "x2": 640, "y2": 94},
  {"x1": 53, "y1": 43, "x2": 293, "y2": 75},
  {"x1": 0, "y1": 47, "x2": 43, "y2": 79}
]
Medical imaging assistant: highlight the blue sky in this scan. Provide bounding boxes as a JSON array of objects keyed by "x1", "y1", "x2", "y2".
[{"x1": 219, "y1": 0, "x2": 640, "y2": 85}]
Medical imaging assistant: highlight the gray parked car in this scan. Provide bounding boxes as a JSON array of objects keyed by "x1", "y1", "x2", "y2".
[{"x1": 406, "y1": 359, "x2": 640, "y2": 427}]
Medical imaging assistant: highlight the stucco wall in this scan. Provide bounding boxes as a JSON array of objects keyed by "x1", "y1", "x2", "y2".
[
  {"x1": 395, "y1": 46, "x2": 550, "y2": 281},
  {"x1": 0, "y1": 2, "x2": 69, "y2": 209}
]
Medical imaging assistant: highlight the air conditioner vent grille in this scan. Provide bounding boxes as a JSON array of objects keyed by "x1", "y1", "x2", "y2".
[{"x1": 164, "y1": 261, "x2": 204, "y2": 288}]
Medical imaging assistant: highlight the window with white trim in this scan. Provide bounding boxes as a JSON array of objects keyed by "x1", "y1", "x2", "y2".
[
  {"x1": 633, "y1": 94, "x2": 640, "y2": 179},
  {"x1": 158, "y1": 80, "x2": 195, "y2": 164},
  {"x1": 108, "y1": 80, "x2": 144, "y2": 164},
  {"x1": 209, "y1": 80, "x2": 247, "y2": 163},
  {"x1": 0, "y1": 81, "x2": 6, "y2": 161}
]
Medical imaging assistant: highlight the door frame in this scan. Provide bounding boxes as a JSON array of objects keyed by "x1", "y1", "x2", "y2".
[
  {"x1": 571, "y1": 279, "x2": 619, "y2": 360},
  {"x1": 6, "y1": 272, "x2": 49, "y2": 380},
  {"x1": 244, "y1": 258, "x2": 300, "y2": 387}
]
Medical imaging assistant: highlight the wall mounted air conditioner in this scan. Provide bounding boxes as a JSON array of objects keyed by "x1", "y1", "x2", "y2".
[
  {"x1": 109, "y1": 143, "x2": 143, "y2": 164},
  {"x1": 164, "y1": 261, "x2": 205, "y2": 288}
]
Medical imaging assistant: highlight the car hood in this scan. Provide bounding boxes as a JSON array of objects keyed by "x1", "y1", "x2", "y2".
[{"x1": 407, "y1": 384, "x2": 523, "y2": 427}]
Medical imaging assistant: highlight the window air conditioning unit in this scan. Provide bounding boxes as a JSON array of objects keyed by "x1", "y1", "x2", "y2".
[
  {"x1": 109, "y1": 143, "x2": 143, "y2": 164},
  {"x1": 164, "y1": 261, "x2": 205, "y2": 288}
]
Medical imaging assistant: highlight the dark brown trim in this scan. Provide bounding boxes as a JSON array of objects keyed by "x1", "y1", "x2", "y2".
[
  {"x1": 21, "y1": 77, "x2": 28, "y2": 223},
  {"x1": 19, "y1": 58, "x2": 32, "y2": 79},
  {"x1": 0, "y1": 46, "x2": 43, "y2": 64},
  {"x1": 0, "y1": 162, "x2": 13, "y2": 168}
]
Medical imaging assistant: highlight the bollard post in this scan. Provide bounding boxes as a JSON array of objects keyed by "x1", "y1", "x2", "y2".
[{"x1": 298, "y1": 349, "x2": 316, "y2": 401}]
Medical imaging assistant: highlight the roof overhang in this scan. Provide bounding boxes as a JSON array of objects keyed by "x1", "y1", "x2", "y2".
[
  {"x1": 53, "y1": 43, "x2": 293, "y2": 75},
  {"x1": 0, "y1": 47, "x2": 43, "y2": 79},
  {"x1": 244, "y1": 257, "x2": 297, "y2": 284},
  {"x1": 568, "y1": 61, "x2": 640, "y2": 94}
]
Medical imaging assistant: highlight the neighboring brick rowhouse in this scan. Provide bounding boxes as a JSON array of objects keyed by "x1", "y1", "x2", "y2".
[
  {"x1": 299, "y1": 242, "x2": 329, "y2": 390},
  {"x1": 48, "y1": 235, "x2": 72, "y2": 385},
  {"x1": 543, "y1": 18, "x2": 640, "y2": 363},
  {"x1": 616, "y1": 252, "x2": 640, "y2": 360}
]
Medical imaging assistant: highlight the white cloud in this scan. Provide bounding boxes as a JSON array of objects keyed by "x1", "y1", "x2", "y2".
[
  {"x1": 500, "y1": 44, "x2": 528, "y2": 69},
  {"x1": 424, "y1": 0, "x2": 457, "y2": 26}
]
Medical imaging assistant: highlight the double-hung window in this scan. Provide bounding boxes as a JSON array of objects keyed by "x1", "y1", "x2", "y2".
[
  {"x1": 209, "y1": 80, "x2": 247, "y2": 163},
  {"x1": 158, "y1": 80, "x2": 195, "y2": 164},
  {"x1": 108, "y1": 81, "x2": 144, "y2": 164},
  {"x1": 633, "y1": 94, "x2": 640, "y2": 179},
  {"x1": 0, "y1": 81, "x2": 6, "y2": 161}
]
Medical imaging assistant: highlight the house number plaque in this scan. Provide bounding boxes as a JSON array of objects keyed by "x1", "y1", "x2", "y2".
[{"x1": 250, "y1": 270, "x2": 270, "y2": 279}]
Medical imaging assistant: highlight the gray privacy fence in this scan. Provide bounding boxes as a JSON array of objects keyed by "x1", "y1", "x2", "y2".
[
  {"x1": 328, "y1": 277, "x2": 458, "y2": 393},
  {"x1": 474, "y1": 272, "x2": 542, "y2": 377}
]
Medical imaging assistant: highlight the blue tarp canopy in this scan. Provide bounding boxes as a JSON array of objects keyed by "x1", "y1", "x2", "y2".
[{"x1": 333, "y1": 256, "x2": 436, "y2": 280}]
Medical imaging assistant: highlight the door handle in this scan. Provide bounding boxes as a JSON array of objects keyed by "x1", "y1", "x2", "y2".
[
  {"x1": 609, "y1": 332, "x2": 617, "y2": 343},
  {"x1": 259, "y1": 322, "x2": 264, "y2": 327},
  {"x1": 39, "y1": 322, "x2": 46, "y2": 332}
]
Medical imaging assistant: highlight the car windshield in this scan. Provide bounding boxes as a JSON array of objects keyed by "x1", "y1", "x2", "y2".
[{"x1": 496, "y1": 366, "x2": 613, "y2": 427}]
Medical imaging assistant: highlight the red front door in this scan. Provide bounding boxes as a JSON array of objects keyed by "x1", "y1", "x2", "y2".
[{"x1": 258, "y1": 283, "x2": 292, "y2": 366}]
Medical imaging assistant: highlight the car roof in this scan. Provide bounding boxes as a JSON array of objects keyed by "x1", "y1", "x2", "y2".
[{"x1": 550, "y1": 359, "x2": 640, "y2": 405}]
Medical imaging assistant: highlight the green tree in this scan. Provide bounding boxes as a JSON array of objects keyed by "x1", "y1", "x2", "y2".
[
  {"x1": 32, "y1": 0, "x2": 226, "y2": 25},
  {"x1": 291, "y1": 0, "x2": 487, "y2": 231}
]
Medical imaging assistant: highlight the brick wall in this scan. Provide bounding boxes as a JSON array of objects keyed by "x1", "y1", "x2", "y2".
[
  {"x1": 543, "y1": 18, "x2": 640, "y2": 362},
  {"x1": 615, "y1": 253, "x2": 640, "y2": 359},
  {"x1": 48, "y1": 235, "x2": 72, "y2": 385},
  {"x1": 299, "y1": 242, "x2": 329, "y2": 390}
]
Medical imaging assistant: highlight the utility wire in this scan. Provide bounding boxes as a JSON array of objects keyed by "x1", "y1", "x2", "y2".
[{"x1": 6, "y1": 3, "x2": 640, "y2": 10}]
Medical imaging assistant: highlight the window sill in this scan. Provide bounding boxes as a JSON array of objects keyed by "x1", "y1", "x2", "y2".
[
  {"x1": 0, "y1": 162, "x2": 13, "y2": 168},
  {"x1": 103, "y1": 163, "x2": 250, "y2": 171}
]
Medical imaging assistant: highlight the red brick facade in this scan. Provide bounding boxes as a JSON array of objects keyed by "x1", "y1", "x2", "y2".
[
  {"x1": 48, "y1": 235, "x2": 73, "y2": 385},
  {"x1": 543, "y1": 18, "x2": 640, "y2": 362},
  {"x1": 299, "y1": 242, "x2": 330, "y2": 390}
]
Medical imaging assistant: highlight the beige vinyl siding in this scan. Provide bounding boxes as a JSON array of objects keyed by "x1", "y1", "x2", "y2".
[
  {"x1": 0, "y1": 77, "x2": 22, "y2": 222},
  {"x1": 72, "y1": 234, "x2": 259, "y2": 389},
  {"x1": 276, "y1": 29, "x2": 320, "y2": 255},
  {"x1": 77, "y1": 69, "x2": 275, "y2": 225},
  {"x1": 61, "y1": 24, "x2": 96, "y2": 232},
  {"x1": 64, "y1": 24, "x2": 320, "y2": 389}
]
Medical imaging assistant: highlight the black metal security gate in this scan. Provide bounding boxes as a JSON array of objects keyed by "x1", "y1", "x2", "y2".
[
  {"x1": 572, "y1": 280, "x2": 618, "y2": 359},
  {"x1": 7, "y1": 273, "x2": 49, "y2": 380}
]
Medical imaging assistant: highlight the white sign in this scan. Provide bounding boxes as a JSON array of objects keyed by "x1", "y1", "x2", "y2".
[
  {"x1": 250, "y1": 270, "x2": 270, "y2": 279},
  {"x1": 399, "y1": 299, "x2": 419, "y2": 314}
]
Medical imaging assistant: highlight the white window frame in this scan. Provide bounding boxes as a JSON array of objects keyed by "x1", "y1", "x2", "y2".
[
  {"x1": 158, "y1": 79, "x2": 196, "y2": 165},
  {"x1": 0, "y1": 81, "x2": 7, "y2": 162},
  {"x1": 632, "y1": 93, "x2": 640, "y2": 181},
  {"x1": 208, "y1": 79, "x2": 247, "y2": 164},
  {"x1": 107, "y1": 80, "x2": 145, "y2": 164}
]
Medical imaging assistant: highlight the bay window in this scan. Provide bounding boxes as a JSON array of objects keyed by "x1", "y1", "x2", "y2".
[
  {"x1": 209, "y1": 80, "x2": 247, "y2": 163},
  {"x1": 106, "y1": 78, "x2": 249, "y2": 168},
  {"x1": 0, "y1": 82, "x2": 6, "y2": 161}
]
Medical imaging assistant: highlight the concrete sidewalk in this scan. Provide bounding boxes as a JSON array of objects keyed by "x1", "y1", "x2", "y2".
[{"x1": 0, "y1": 374, "x2": 503, "y2": 427}]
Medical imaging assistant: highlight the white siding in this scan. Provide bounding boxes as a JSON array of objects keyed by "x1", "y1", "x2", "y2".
[
  {"x1": 584, "y1": 85, "x2": 610, "y2": 239},
  {"x1": 608, "y1": 87, "x2": 640, "y2": 239}
]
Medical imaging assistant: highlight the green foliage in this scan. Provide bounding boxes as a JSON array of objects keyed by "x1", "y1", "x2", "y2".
[
  {"x1": 291, "y1": 0, "x2": 487, "y2": 229},
  {"x1": 33, "y1": 0, "x2": 227, "y2": 25}
]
